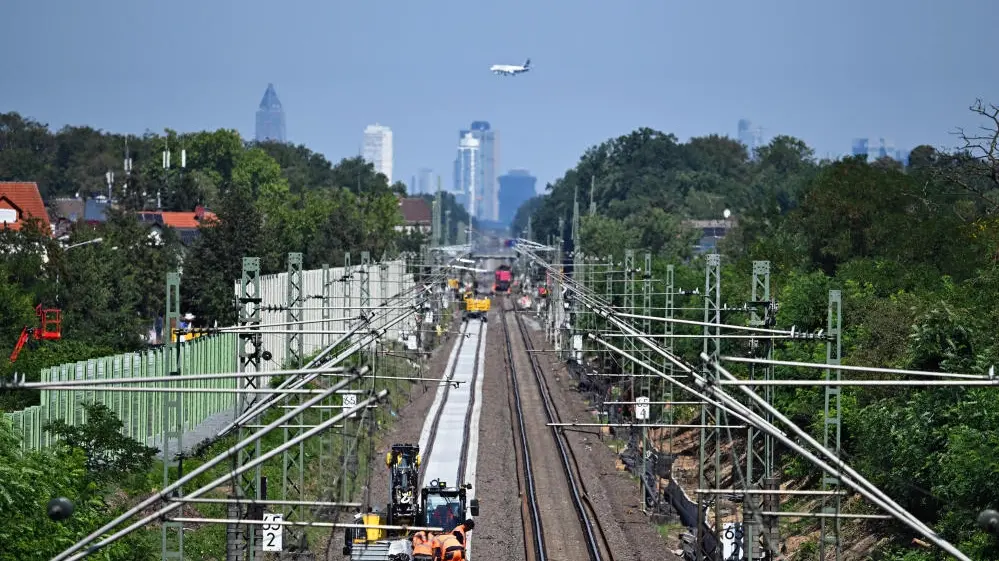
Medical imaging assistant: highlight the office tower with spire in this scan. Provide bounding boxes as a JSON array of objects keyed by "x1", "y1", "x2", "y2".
[
  {"x1": 255, "y1": 83, "x2": 286, "y2": 142},
  {"x1": 362, "y1": 124, "x2": 394, "y2": 183}
]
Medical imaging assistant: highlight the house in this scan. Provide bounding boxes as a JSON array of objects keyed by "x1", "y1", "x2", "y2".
[
  {"x1": 49, "y1": 196, "x2": 112, "y2": 237},
  {"x1": 0, "y1": 182, "x2": 52, "y2": 235},
  {"x1": 684, "y1": 218, "x2": 738, "y2": 254},
  {"x1": 396, "y1": 197, "x2": 432, "y2": 235},
  {"x1": 137, "y1": 205, "x2": 216, "y2": 245}
]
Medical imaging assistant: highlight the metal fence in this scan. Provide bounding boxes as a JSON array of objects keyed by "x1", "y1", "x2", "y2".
[
  {"x1": 5, "y1": 258, "x2": 415, "y2": 452},
  {"x1": 6, "y1": 333, "x2": 238, "y2": 451},
  {"x1": 248, "y1": 259, "x2": 414, "y2": 372}
]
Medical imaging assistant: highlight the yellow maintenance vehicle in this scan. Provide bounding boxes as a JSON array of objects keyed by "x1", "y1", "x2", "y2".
[
  {"x1": 342, "y1": 444, "x2": 479, "y2": 560},
  {"x1": 461, "y1": 293, "x2": 491, "y2": 323}
]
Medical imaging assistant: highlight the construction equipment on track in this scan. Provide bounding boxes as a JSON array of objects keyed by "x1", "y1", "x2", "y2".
[
  {"x1": 343, "y1": 444, "x2": 480, "y2": 560},
  {"x1": 461, "y1": 294, "x2": 490, "y2": 323}
]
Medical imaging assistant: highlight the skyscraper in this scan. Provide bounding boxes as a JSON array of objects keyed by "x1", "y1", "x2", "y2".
[
  {"x1": 455, "y1": 121, "x2": 498, "y2": 222},
  {"x1": 737, "y1": 119, "x2": 762, "y2": 159},
  {"x1": 498, "y1": 169, "x2": 537, "y2": 226},
  {"x1": 455, "y1": 132, "x2": 480, "y2": 218},
  {"x1": 362, "y1": 124, "x2": 394, "y2": 183},
  {"x1": 414, "y1": 168, "x2": 434, "y2": 195},
  {"x1": 255, "y1": 83, "x2": 286, "y2": 143},
  {"x1": 851, "y1": 138, "x2": 908, "y2": 164}
]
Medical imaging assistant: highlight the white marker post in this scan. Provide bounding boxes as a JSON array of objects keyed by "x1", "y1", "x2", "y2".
[
  {"x1": 343, "y1": 393, "x2": 358, "y2": 419},
  {"x1": 636, "y1": 396, "x2": 651, "y2": 507},
  {"x1": 262, "y1": 513, "x2": 283, "y2": 552}
]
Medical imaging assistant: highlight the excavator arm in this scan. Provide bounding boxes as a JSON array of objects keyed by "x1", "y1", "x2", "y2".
[{"x1": 9, "y1": 327, "x2": 31, "y2": 363}]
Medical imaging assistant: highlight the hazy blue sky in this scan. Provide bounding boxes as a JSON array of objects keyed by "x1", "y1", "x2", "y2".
[{"x1": 1, "y1": 0, "x2": 997, "y2": 194}]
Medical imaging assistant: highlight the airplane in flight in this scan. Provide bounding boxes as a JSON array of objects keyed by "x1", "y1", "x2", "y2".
[{"x1": 490, "y1": 58, "x2": 531, "y2": 76}]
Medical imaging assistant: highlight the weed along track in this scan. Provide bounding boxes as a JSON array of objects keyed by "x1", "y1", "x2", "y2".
[{"x1": 500, "y1": 296, "x2": 616, "y2": 561}]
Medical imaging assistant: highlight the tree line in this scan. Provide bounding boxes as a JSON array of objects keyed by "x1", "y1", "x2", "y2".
[
  {"x1": 0, "y1": 113, "x2": 473, "y2": 411},
  {"x1": 514, "y1": 101, "x2": 999, "y2": 559}
]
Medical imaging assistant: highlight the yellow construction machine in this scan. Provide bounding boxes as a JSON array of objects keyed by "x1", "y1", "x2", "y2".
[
  {"x1": 461, "y1": 293, "x2": 490, "y2": 323},
  {"x1": 342, "y1": 444, "x2": 479, "y2": 560}
]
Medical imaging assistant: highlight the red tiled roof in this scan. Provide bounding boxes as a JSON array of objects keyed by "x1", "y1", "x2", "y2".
[
  {"x1": 399, "y1": 197, "x2": 432, "y2": 224},
  {"x1": 0, "y1": 182, "x2": 51, "y2": 234},
  {"x1": 138, "y1": 209, "x2": 217, "y2": 230}
]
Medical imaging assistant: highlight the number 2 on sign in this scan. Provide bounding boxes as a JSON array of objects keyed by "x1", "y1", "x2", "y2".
[{"x1": 262, "y1": 513, "x2": 283, "y2": 552}]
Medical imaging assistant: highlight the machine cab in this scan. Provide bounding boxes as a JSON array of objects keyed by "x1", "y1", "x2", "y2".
[{"x1": 420, "y1": 480, "x2": 480, "y2": 533}]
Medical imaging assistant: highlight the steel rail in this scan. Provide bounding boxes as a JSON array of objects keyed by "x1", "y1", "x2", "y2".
[
  {"x1": 500, "y1": 300, "x2": 547, "y2": 561},
  {"x1": 511, "y1": 297, "x2": 613, "y2": 561}
]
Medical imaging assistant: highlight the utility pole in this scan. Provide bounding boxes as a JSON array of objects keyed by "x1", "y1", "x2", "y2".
[
  {"x1": 820, "y1": 290, "x2": 844, "y2": 561},
  {"x1": 281, "y1": 252, "x2": 305, "y2": 550},
  {"x1": 161, "y1": 272, "x2": 183, "y2": 561},
  {"x1": 229, "y1": 257, "x2": 263, "y2": 561},
  {"x1": 697, "y1": 253, "x2": 722, "y2": 561}
]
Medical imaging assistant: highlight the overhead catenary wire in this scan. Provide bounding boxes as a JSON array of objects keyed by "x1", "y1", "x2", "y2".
[
  {"x1": 58, "y1": 389, "x2": 388, "y2": 561},
  {"x1": 50, "y1": 368, "x2": 368, "y2": 561},
  {"x1": 516, "y1": 243, "x2": 973, "y2": 561}
]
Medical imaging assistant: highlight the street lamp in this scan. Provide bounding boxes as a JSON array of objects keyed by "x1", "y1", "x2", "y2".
[
  {"x1": 55, "y1": 237, "x2": 106, "y2": 305},
  {"x1": 65, "y1": 237, "x2": 103, "y2": 250}
]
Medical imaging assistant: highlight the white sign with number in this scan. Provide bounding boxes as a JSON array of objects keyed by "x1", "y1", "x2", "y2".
[
  {"x1": 572, "y1": 334, "x2": 583, "y2": 351},
  {"x1": 262, "y1": 513, "x2": 283, "y2": 552},
  {"x1": 635, "y1": 396, "x2": 650, "y2": 420},
  {"x1": 406, "y1": 334, "x2": 418, "y2": 351},
  {"x1": 342, "y1": 393, "x2": 358, "y2": 418}
]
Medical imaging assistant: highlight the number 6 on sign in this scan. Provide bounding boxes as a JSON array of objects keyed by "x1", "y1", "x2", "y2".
[
  {"x1": 342, "y1": 394, "x2": 358, "y2": 419},
  {"x1": 635, "y1": 396, "x2": 650, "y2": 421},
  {"x1": 262, "y1": 513, "x2": 283, "y2": 552}
]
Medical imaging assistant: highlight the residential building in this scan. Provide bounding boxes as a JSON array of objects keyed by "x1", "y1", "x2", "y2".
[
  {"x1": 497, "y1": 169, "x2": 537, "y2": 226},
  {"x1": 396, "y1": 197, "x2": 432, "y2": 235},
  {"x1": 684, "y1": 218, "x2": 738, "y2": 254},
  {"x1": 137, "y1": 205, "x2": 216, "y2": 245},
  {"x1": 0, "y1": 182, "x2": 52, "y2": 235},
  {"x1": 363, "y1": 124, "x2": 394, "y2": 183},
  {"x1": 454, "y1": 133, "x2": 480, "y2": 219},
  {"x1": 255, "y1": 83, "x2": 286, "y2": 143},
  {"x1": 455, "y1": 121, "x2": 498, "y2": 221}
]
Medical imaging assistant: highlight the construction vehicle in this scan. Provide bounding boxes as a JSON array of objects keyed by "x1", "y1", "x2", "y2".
[
  {"x1": 461, "y1": 293, "x2": 490, "y2": 323},
  {"x1": 343, "y1": 444, "x2": 480, "y2": 560},
  {"x1": 9, "y1": 304, "x2": 62, "y2": 362}
]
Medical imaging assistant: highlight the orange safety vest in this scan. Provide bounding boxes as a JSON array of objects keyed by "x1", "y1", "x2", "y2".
[
  {"x1": 413, "y1": 531, "x2": 434, "y2": 556},
  {"x1": 439, "y1": 533, "x2": 465, "y2": 561},
  {"x1": 452, "y1": 525, "x2": 468, "y2": 545},
  {"x1": 431, "y1": 534, "x2": 444, "y2": 560}
]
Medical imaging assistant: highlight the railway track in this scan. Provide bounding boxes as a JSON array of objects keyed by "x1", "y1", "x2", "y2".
[
  {"x1": 419, "y1": 316, "x2": 486, "y2": 489},
  {"x1": 500, "y1": 296, "x2": 616, "y2": 561}
]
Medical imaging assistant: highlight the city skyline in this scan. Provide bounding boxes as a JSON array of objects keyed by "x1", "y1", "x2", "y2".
[{"x1": 4, "y1": 0, "x2": 995, "y2": 197}]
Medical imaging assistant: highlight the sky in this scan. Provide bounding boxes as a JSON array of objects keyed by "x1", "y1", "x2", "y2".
[{"x1": 1, "y1": 0, "x2": 997, "y2": 196}]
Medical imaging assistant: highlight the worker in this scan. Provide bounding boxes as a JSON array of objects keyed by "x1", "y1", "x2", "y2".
[
  {"x1": 452, "y1": 518, "x2": 475, "y2": 546},
  {"x1": 412, "y1": 531, "x2": 434, "y2": 560},
  {"x1": 430, "y1": 532, "x2": 445, "y2": 561},
  {"x1": 436, "y1": 531, "x2": 465, "y2": 561}
]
